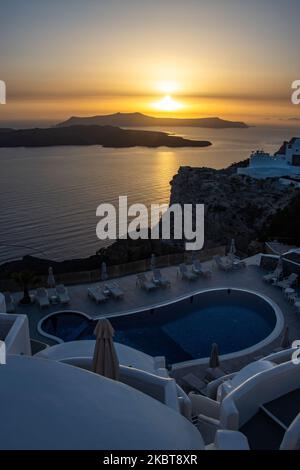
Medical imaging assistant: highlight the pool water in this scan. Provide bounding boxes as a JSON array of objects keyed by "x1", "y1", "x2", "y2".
[{"x1": 41, "y1": 289, "x2": 278, "y2": 365}]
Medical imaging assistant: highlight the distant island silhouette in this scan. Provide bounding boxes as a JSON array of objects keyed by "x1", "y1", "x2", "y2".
[
  {"x1": 57, "y1": 112, "x2": 248, "y2": 129},
  {"x1": 0, "y1": 125, "x2": 212, "y2": 148}
]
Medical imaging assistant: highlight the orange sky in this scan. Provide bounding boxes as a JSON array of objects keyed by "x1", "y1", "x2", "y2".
[{"x1": 1, "y1": 0, "x2": 300, "y2": 126}]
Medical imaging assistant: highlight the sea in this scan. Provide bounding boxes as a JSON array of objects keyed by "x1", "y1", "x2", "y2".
[{"x1": 0, "y1": 125, "x2": 298, "y2": 263}]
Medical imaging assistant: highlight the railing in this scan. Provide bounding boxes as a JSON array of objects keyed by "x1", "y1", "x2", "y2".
[
  {"x1": 260, "y1": 254, "x2": 300, "y2": 285},
  {"x1": 0, "y1": 246, "x2": 226, "y2": 292}
]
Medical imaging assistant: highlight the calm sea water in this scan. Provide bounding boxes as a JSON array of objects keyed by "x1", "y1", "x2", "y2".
[{"x1": 0, "y1": 125, "x2": 298, "y2": 262}]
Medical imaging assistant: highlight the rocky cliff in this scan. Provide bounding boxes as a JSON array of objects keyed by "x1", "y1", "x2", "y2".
[
  {"x1": 1, "y1": 161, "x2": 299, "y2": 279},
  {"x1": 170, "y1": 165, "x2": 299, "y2": 254}
]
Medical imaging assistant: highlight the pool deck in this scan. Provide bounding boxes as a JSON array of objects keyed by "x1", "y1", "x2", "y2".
[{"x1": 11, "y1": 253, "x2": 300, "y2": 382}]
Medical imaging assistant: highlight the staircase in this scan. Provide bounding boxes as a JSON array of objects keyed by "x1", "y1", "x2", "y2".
[{"x1": 240, "y1": 389, "x2": 300, "y2": 449}]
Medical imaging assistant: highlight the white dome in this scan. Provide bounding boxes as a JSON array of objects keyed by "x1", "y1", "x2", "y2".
[{"x1": 0, "y1": 356, "x2": 203, "y2": 450}]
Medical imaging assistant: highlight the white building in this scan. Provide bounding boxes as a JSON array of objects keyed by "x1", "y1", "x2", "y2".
[
  {"x1": 2, "y1": 306, "x2": 300, "y2": 450},
  {"x1": 237, "y1": 138, "x2": 300, "y2": 179},
  {"x1": 1, "y1": 248, "x2": 300, "y2": 450},
  {"x1": 0, "y1": 313, "x2": 246, "y2": 450}
]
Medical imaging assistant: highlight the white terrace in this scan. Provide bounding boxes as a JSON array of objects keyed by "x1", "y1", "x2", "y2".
[
  {"x1": 8, "y1": 253, "x2": 300, "y2": 378},
  {"x1": 2, "y1": 253, "x2": 300, "y2": 450}
]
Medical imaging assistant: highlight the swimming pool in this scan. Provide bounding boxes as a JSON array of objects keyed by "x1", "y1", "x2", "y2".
[{"x1": 39, "y1": 288, "x2": 283, "y2": 366}]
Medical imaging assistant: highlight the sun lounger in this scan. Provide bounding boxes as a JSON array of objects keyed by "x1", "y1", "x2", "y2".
[
  {"x1": 36, "y1": 288, "x2": 50, "y2": 309},
  {"x1": 205, "y1": 367, "x2": 226, "y2": 382},
  {"x1": 182, "y1": 373, "x2": 208, "y2": 394},
  {"x1": 4, "y1": 292, "x2": 15, "y2": 313},
  {"x1": 263, "y1": 272, "x2": 278, "y2": 283},
  {"x1": 136, "y1": 273, "x2": 157, "y2": 291},
  {"x1": 232, "y1": 259, "x2": 246, "y2": 269},
  {"x1": 286, "y1": 291, "x2": 297, "y2": 303},
  {"x1": 213, "y1": 255, "x2": 233, "y2": 272},
  {"x1": 295, "y1": 301, "x2": 300, "y2": 315},
  {"x1": 88, "y1": 286, "x2": 107, "y2": 304},
  {"x1": 178, "y1": 264, "x2": 198, "y2": 281},
  {"x1": 291, "y1": 295, "x2": 300, "y2": 314},
  {"x1": 152, "y1": 269, "x2": 171, "y2": 288},
  {"x1": 228, "y1": 253, "x2": 239, "y2": 262},
  {"x1": 105, "y1": 282, "x2": 124, "y2": 299},
  {"x1": 291, "y1": 295, "x2": 300, "y2": 304},
  {"x1": 192, "y1": 260, "x2": 212, "y2": 278},
  {"x1": 56, "y1": 284, "x2": 70, "y2": 305},
  {"x1": 275, "y1": 273, "x2": 298, "y2": 290},
  {"x1": 263, "y1": 265, "x2": 283, "y2": 283}
]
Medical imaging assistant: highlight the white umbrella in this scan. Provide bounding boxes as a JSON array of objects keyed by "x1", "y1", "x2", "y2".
[
  {"x1": 276, "y1": 256, "x2": 283, "y2": 274},
  {"x1": 150, "y1": 253, "x2": 156, "y2": 270},
  {"x1": 229, "y1": 239, "x2": 236, "y2": 257},
  {"x1": 101, "y1": 262, "x2": 108, "y2": 281},
  {"x1": 92, "y1": 319, "x2": 119, "y2": 380},
  {"x1": 0, "y1": 293, "x2": 6, "y2": 314},
  {"x1": 47, "y1": 267, "x2": 56, "y2": 288},
  {"x1": 209, "y1": 343, "x2": 220, "y2": 369}
]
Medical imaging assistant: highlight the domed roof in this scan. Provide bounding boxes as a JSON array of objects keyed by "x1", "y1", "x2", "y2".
[
  {"x1": 36, "y1": 340, "x2": 165, "y2": 376},
  {"x1": 0, "y1": 356, "x2": 203, "y2": 450}
]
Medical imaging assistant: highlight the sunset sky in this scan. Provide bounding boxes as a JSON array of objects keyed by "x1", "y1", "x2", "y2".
[{"x1": 1, "y1": 0, "x2": 300, "y2": 126}]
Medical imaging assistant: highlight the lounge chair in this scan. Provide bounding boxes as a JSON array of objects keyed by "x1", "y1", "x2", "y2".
[
  {"x1": 178, "y1": 264, "x2": 198, "y2": 281},
  {"x1": 56, "y1": 284, "x2": 70, "y2": 305},
  {"x1": 136, "y1": 273, "x2": 157, "y2": 291},
  {"x1": 213, "y1": 255, "x2": 233, "y2": 272},
  {"x1": 88, "y1": 286, "x2": 107, "y2": 304},
  {"x1": 227, "y1": 253, "x2": 239, "y2": 262},
  {"x1": 232, "y1": 259, "x2": 246, "y2": 269},
  {"x1": 36, "y1": 288, "x2": 50, "y2": 309},
  {"x1": 205, "y1": 367, "x2": 226, "y2": 382},
  {"x1": 275, "y1": 273, "x2": 298, "y2": 290},
  {"x1": 263, "y1": 265, "x2": 283, "y2": 283},
  {"x1": 295, "y1": 299, "x2": 300, "y2": 315},
  {"x1": 4, "y1": 292, "x2": 15, "y2": 313},
  {"x1": 286, "y1": 291, "x2": 298, "y2": 304},
  {"x1": 192, "y1": 260, "x2": 212, "y2": 278},
  {"x1": 105, "y1": 282, "x2": 124, "y2": 299},
  {"x1": 152, "y1": 269, "x2": 171, "y2": 288},
  {"x1": 182, "y1": 373, "x2": 208, "y2": 395}
]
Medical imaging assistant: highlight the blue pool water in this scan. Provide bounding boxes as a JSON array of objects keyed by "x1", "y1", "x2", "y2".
[{"x1": 41, "y1": 289, "x2": 278, "y2": 364}]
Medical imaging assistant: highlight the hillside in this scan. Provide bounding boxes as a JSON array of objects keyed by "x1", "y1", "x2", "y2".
[
  {"x1": 0, "y1": 125, "x2": 211, "y2": 148},
  {"x1": 170, "y1": 166, "x2": 299, "y2": 253},
  {"x1": 57, "y1": 112, "x2": 248, "y2": 129}
]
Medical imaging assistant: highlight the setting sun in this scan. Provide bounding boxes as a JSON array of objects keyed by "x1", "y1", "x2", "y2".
[{"x1": 153, "y1": 95, "x2": 183, "y2": 112}]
